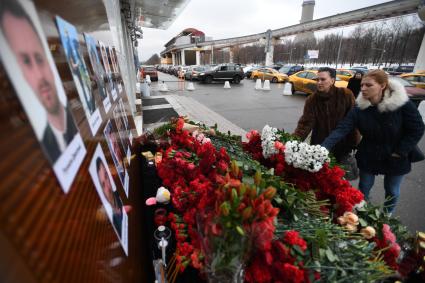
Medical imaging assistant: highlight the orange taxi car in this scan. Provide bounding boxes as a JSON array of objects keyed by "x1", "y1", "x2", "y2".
[
  {"x1": 289, "y1": 70, "x2": 348, "y2": 95},
  {"x1": 250, "y1": 68, "x2": 288, "y2": 83}
]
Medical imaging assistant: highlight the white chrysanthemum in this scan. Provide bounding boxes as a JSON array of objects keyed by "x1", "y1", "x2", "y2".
[
  {"x1": 261, "y1": 125, "x2": 280, "y2": 158},
  {"x1": 284, "y1": 141, "x2": 330, "y2": 172}
]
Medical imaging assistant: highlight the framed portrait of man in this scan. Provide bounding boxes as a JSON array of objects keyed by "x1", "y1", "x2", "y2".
[
  {"x1": 99, "y1": 41, "x2": 117, "y2": 101},
  {"x1": 0, "y1": 0, "x2": 86, "y2": 193},
  {"x1": 84, "y1": 33, "x2": 111, "y2": 113},
  {"x1": 56, "y1": 16, "x2": 102, "y2": 136},
  {"x1": 89, "y1": 144, "x2": 128, "y2": 255},
  {"x1": 104, "y1": 120, "x2": 129, "y2": 197}
]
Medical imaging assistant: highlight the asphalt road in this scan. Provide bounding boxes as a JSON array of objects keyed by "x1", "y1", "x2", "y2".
[{"x1": 152, "y1": 72, "x2": 425, "y2": 233}]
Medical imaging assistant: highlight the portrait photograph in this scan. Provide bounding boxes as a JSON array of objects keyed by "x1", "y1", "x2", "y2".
[
  {"x1": 56, "y1": 16, "x2": 102, "y2": 136},
  {"x1": 113, "y1": 105, "x2": 131, "y2": 167},
  {"x1": 84, "y1": 33, "x2": 111, "y2": 113},
  {"x1": 106, "y1": 46, "x2": 117, "y2": 73},
  {"x1": 108, "y1": 47, "x2": 119, "y2": 73},
  {"x1": 0, "y1": 0, "x2": 86, "y2": 193},
  {"x1": 118, "y1": 98, "x2": 133, "y2": 146},
  {"x1": 99, "y1": 41, "x2": 118, "y2": 101},
  {"x1": 89, "y1": 144, "x2": 128, "y2": 255},
  {"x1": 104, "y1": 120, "x2": 129, "y2": 197}
]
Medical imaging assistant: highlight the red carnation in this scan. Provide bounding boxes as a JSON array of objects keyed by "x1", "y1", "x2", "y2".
[{"x1": 283, "y1": 230, "x2": 307, "y2": 252}]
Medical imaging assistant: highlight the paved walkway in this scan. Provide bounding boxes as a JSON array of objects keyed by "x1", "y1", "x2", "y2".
[{"x1": 140, "y1": 94, "x2": 247, "y2": 140}]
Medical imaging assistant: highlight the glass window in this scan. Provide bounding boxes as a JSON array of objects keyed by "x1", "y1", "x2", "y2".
[
  {"x1": 297, "y1": 72, "x2": 307, "y2": 78},
  {"x1": 305, "y1": 72, "x2": 317, "y2": 80},
  {"x1": 296, "y1": 71, "x2": 308, "y2": 78},
  {"x1": 403, "y1": 76, "x2": 415, "y2": 82}
]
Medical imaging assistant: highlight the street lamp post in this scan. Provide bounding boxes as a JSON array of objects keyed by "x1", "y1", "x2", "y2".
[{"x1": 289, "y1": 48, "x2": 296, "y2": 64}]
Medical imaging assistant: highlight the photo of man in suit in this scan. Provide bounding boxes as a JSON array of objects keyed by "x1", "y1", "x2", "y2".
[
  {"x1": 0, "y1": 0, "x2": 78, "y2": 164},
  {"x1": 95, "y1": 156, "x2": 123, "y2": 237}
]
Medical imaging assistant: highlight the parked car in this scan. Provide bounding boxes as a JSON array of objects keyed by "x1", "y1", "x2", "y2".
[
  {"x1": 139, "y1": 65, "x2": 158, "y2": 81},
  {"x1": 245, "y1": 66, "x2": 261, "y2": 79},
  {"x1": 383, "y1": 65, "x2": 414, "y2": 75},
  {"x1": 185, "y1": 66, "x2": 211, "y2": 81},
  {"x1": 349, "y1": 66, "x2": 368, "y2": 75},
  {"x1": 390, "y1": 76, "x2": 425, "y2": 107},
  {"x1": 278, "y1": 65, "x2": 304, "y2": 76},
  {"x1": 288, "y1": 70, "x2": 348, "y2": 95},
  {"x1": 336, "y1": 69, "x2": 354, "y2": 81},
  {"x1": 250, "y1": 68, "x2": 288, "y2": 83},
  {"x1": 198, "y1": 64, "x2": 245, "y2": 84},
  {"x1": 399, "y1": 72, "x2": 425, "y2": 89},
  {"x1": 268, "y1": 64, "x2": 284, "y2": 71}
]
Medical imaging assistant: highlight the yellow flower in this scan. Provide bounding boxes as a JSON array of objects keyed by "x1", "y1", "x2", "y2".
[
  {"x1": 343, "y1": 212, "x2": 359, "y2": 225},
  {"x1": 345, "y1": 224, "x2": 358, "y2": 233},
  {"x1": 360, "y1": 226, "x2": 376, "y2": 239},
  {"x1": 337, "y1": 216, "x2": 347, "y2": 225}
]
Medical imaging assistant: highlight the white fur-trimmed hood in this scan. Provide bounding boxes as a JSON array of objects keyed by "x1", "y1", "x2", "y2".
[{"x1": 356, "y1": 79, "x2": 409, "y2": 112}]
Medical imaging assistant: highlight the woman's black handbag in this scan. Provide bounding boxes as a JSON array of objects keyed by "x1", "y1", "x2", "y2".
[
  {"x1": 340, "y1": 151, "x2": 359, "y2": 180},
  {"x1": 409, "y1": 145, "x2": 425, "y2": 163}
]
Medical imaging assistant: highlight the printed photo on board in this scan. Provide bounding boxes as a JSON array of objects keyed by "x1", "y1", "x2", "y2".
[
  {"x1": 104, "y1": 120, "x2": 129, "y2": 196},
  {"x1": 56, "y1": 16, "x2": 102, "y2": 135},
  {"x1": 0, "y1": 0, "x2": 86, "y2": 193},
  {"x1": 84, "y1": 33, "x2": 111, "y2": 113},
  {"x1": 113, "y1": 105, "x2": 131, "y2": 166},
  {"x1": 99, "y1": 41, "x2": 118, "y2": 101},
  {"x1": 89, "y1": 144, "x2": 128, "y2": 255},
  {"x1": 118, "y1": 98, "x2": 132, "y2": 146}
]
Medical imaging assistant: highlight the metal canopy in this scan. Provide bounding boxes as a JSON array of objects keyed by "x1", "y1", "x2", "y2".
[
  {"x1": 35, "y1": 0, "x2": 109, "y2": 32},
  {"x1": 134, "y1": 0, "x2": 191, "y2": 29}
]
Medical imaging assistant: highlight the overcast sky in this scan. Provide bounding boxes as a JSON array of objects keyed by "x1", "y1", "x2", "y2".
[{"x1": 137, "y1": 0, "x2": 403, "y2": 61}]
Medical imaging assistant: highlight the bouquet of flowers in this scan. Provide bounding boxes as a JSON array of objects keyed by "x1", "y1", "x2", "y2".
[
  {"x1": 284, "y1": 141, "x2": 330, "y2": 173},
  {"x1": 144, "y1": 119, "x2": 412, "y2": 283}
]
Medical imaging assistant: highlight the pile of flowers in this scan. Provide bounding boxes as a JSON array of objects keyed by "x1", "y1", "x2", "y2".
[{"x1": 144, "y1": 118, "x2": 414, "y2": 283}]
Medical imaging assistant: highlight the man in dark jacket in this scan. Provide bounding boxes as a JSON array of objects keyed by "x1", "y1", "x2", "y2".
[{"x1": 294, "y1": 67, "x2": 359, "y2": 162}]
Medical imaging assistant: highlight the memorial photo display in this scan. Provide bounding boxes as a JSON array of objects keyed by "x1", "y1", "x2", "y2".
[
  {"x1": 56, "y1": 16, "x2": 102, "y2": 136},
  {"x1": 99, "y1": 41, "x2": 118, "y2": 101},
  {"x1": 0, "y1": 0, "x2": 86, "y2": 193},
  {"x1": 88, "y1": 144, "x2": 128, "y2": 255},
  {"x1": 104, "y1": 120, "x2": 129, "y2": 197},
  {"x1": 118, "y1": 98, "x2": 133, "y2": 146},
  {"x1": 113, "y1": 105, "x2": 131, "y2": 166},
  {"x1": 84, "y1": 33, "x2": 111, "y2": 113}
]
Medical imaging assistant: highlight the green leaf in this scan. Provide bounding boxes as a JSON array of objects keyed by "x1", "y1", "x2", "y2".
[
  {"x1": 319, "y1": 248, "x2": 325, "y2": 258},
  {"x1": 325, "y1": 248, "x2": 337, "y2": 262},
  {"x1": 242, "y1": 176, "x2": 254, "y2": 185},
  {"x1": 274, "y1": 196, "x2": 283, "y2": 204},
  {"x1": 359, "y1": 218, "x2": 368, "y2": 227}
]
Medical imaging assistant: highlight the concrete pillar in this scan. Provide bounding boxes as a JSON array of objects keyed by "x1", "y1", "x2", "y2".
[
  {"x1": 172, "y1": 53, "x2": 176, "y2": 65},
  {"x1": 265, "y1": 38, "x2": 277, "y2": 66},
  {"x1": 196, "y1": 50, "x2": 201, "y2": 66},
  {"x1": 414, "y1": 33, "x2": 425, "y2": 72},
  {"x1": 211, "y1": 45, "x2": 214, "y2": 64},
  {"x1": 181, "y1": 50, "x2": 186, "y2": 66},
  {"x1": 229, "y1": 48, "x2": 234, "y2": 63}
]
